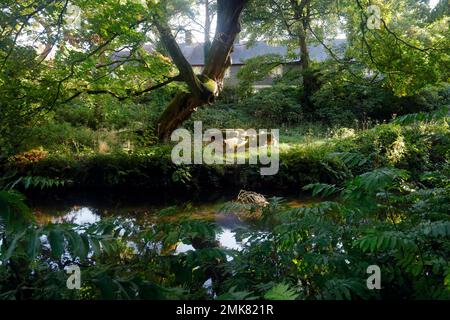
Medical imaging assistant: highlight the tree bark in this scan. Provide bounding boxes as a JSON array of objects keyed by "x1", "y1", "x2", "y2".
[
  {"x1": 291, "y1": 0, "x2": 318, "y2": 114},
  {"x1": 298, "y1": 18, "x2": 318, "y2": 114},
  {"x1": 203, "y1": 0, "x2": 212, "y2": 60},
  {"x1": 154, "y1": 18, "x2": 205, "y2": 99},
  {"x1": 156, "y1": 0, "x2": 247, "y2": 140}
]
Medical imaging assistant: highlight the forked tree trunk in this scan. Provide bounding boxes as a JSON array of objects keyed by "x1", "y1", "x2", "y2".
[{"x1": 156, "y1": 0, "x2": 247, "y2": 140}]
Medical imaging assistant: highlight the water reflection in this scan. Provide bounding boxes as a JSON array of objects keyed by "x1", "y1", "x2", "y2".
[
  {"x1": 26, "y1": 196, "x2": 316, "y2": 299},
  {"x1": 217, "y1": 229, "x2": 242, "y2": 250},
  {"x1": 34, "y1": 204, "x2": 245, "y2": 251},
  {"x1": 32, "y1": 197, "x2": 315, "y2": 253},
  {"x1": 176, "y1": 243, "x2": 195, "y2": 253},
  {"x1": 55, "y1": 207, "x2": 101, "y2": 225}
]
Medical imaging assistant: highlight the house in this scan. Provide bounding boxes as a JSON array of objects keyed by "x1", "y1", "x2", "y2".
[
  {"x1": 156, "y1": 40, "x2": 345, "y2": 88},
  {"x1": 122, "y1": 40, "x2": 344, "y2": 88}
]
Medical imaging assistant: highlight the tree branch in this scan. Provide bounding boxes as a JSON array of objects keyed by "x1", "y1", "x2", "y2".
[
  {"x1": 47, "y1": 17, "x2": 149, "y2": 110},
  {"x1": 380, "y1": 18, "x2": 434, "y2": 53},
  {"x1": 35, "y1": 0, "x2": 69, "y2": 65},
  {"x1": 62, "y1": 75, "x2": 181, "y2": 104},
  {"x1": 153, "y1": 17, "x2": 205, "y2": 99}
]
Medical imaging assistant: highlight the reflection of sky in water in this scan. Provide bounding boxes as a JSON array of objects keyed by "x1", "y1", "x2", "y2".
[
  {"x1": 175, "y1": 228, "x2": 243, "y2": 254},
  {"x1": 53, "y1": 207, "x2": 100, "y2": 225},
  {"x1": 217, "y1": 228, "x2": 242, "y2": 250},
  {"x1": 36, "y1": 205, "x2": 248, "y2": 254},
  {"x1": 176, "y1": 243, "x2": 195, "y2": 253}
]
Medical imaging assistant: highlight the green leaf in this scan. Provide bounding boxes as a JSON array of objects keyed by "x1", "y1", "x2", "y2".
[
  {"x1": 27, "y1": 228, "x2": 42, "y2": 260},
  {"x1": 48, "y1": 228, "x2": 65, "y2": 258},
  {"x1": 264, "y1": 283, "x2": 298, "y2": 300},
  {"x1": 2, "y1": 230, "x2": 26, "y2": 262}
]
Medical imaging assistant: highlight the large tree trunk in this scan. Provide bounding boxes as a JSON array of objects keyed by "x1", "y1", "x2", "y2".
[
  {"x1": 298, "y1": 20, "x2": 318, "y2": 114},
  {"x1": 291, "y1": 0, "x2": 319, "y2": 114},
  {"x1": 203, "y1": 0, "x2": 212, "y2": 60},
  {"x1": 156, "y1": 0, "x2": 247, "y2": 140}
]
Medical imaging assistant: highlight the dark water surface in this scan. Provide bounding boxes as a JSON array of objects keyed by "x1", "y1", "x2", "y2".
[{"x1": 30, "y1": 195, "x2": 316, "y2": 252}]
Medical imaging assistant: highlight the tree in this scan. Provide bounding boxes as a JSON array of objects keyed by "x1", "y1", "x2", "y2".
[
  {"x1": 242, "y1": 0, "x2": 449, "y2": 107},
  {"x1": 344, "y1": 0, "x2": 450, "y2": 96},
  {"x1": 1, "y1": 0, "x2": 447, "y2": 150},
  {"x1": 242, "y1": 0, "x2": 342, "y2": 114},
  {"x1": 0, "y1": 0, "x2": 248, "y2": 151},
  {"x1": 155, "y1": 0, "x2": 248, "y2": 139},
  {"x1": 190, "y1": 0, "x2": 217, "y2": 60},
  {"x1": 0, "y1": 1, "x2": 160, "y2": 138}
]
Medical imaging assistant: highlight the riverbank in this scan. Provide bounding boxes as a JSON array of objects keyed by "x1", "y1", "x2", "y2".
[{"x1": 3, "y1": 120, "x2": 448, "y2": 201}]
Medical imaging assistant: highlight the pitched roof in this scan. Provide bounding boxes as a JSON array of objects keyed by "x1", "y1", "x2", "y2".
[
  {"x1": 133, "y1": 40, "x2": 346, "y2": 66},
  {"x1": 232, "y1": 41, "x2": 292, "y2": 65},
  {"x1": 175, "y1": 40, "x2": 346, "y2": 65}
]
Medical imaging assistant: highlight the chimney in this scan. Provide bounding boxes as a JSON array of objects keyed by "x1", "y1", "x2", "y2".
[{"x1": 185, "y1": 30, "x2": 193, "y2": 45}]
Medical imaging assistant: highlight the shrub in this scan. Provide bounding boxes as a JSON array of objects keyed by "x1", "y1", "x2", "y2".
[
  {"x1": 54, "y1": 101, "x2": 98, "y2": 129},
  {"x1": 22, "y1": 122, "x2": 96, "y2": 154},
  {"x1": 10, "y1": 147, "x2": 48, "y2": 167},
  {"x1": 241, "y1": 84, "x2": 302, "y2": 127}
]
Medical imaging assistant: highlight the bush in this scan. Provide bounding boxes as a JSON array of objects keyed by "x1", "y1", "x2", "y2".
[
  {"x1": 397, "y1": 83, "x2": 450, "y2": 114},
  {"x1": 311, "y1": 62, "x2": 449, "y2": 127},
  {"x1": 241, "y1": 84, "x2": 302, "y2": 127},
  {"x1": 335, "y1": 118, "x2": 450, "y2": 175},
  {"x1": 188, "y1": 102, "x2": 253, "y2": 129},
  {"x1": 5, "y1": 117, "x2": 448, "y2": 199},
  {"x1": 54, "y1": 101, "x2": 98, "y2": 129},
  {"x1": 312, "y1": 82, "x2": 398, "y2": 127},
  {"x1": 22, "y1": 123, "x2": 97, "y2": 154}
]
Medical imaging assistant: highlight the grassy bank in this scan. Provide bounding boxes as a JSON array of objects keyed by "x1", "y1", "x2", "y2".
[{"x1": 3, "y1": 118, "x2": 448, "y2": 199}]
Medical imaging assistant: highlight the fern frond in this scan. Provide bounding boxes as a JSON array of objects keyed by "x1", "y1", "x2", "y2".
[
  {"x1": 303, "y1": 183, "x2": 342, "y2": 197},
  {"x1": 264, "y1": 283, "x2": 298, "y2": 300}
]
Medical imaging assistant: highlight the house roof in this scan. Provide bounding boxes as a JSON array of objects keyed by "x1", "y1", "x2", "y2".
[
  {"x1": 176, "y1": 40, "x2": 345, "y2": 65},
  {"x1": 132, "y1": 40, "x2": 346, "y2": 66}
]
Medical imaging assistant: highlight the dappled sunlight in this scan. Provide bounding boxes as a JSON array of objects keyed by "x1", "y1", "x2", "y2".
[{"x1": 0, "y1": 0, "x2": 449, "y2": 302}]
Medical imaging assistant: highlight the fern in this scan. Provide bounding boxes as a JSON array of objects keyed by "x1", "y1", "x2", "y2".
[
  {"x1": 0, "y1": 190, "x2": 33, "y2": 229},
  {"x1": 264, "y1": 283, "x2": 298, "y2": 300},
  {"x1": 354, "y1": 231, "x2": 418, "y2": 253},
  {"x1": 320, "y1": 278, "x2": 368, "y2": 300},
  {"x1": 216, "y1": 286, "x2": 257, "y2": 300},
  {"x1": 327, "y1": 152, "x2": 368, "y2": 168},
  {"x1": 358, "y1": 168, "x2": 409, "y2": 191},
  {"x1": 393, "y1": 106, "x2": 449, "y2": 125},
  {"x1": 7, "y1": 176, "x2": 72, "y2": 190},
  {"x1": 421, "y1": 221, "x2": 450, "y2": 238},
  {"x1": 303, "y1": 183, "x2": 342, "y2": 197}
]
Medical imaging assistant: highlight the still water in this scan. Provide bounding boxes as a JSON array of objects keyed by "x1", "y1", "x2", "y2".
[
  {"x1": 31, "y1": 197, "x2": 314, "y2": 252},
  {"x1": 33, "y1": 201, "x2": 248, "y2": 252}
]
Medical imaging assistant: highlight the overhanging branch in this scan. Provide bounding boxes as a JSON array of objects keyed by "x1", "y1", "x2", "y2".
[
  {"x1": 153, "y1": 18, "x2": 205, "y2": 99},
  {"x1": 63, "y1": 75, "x2": 182, "y2": 104}
]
